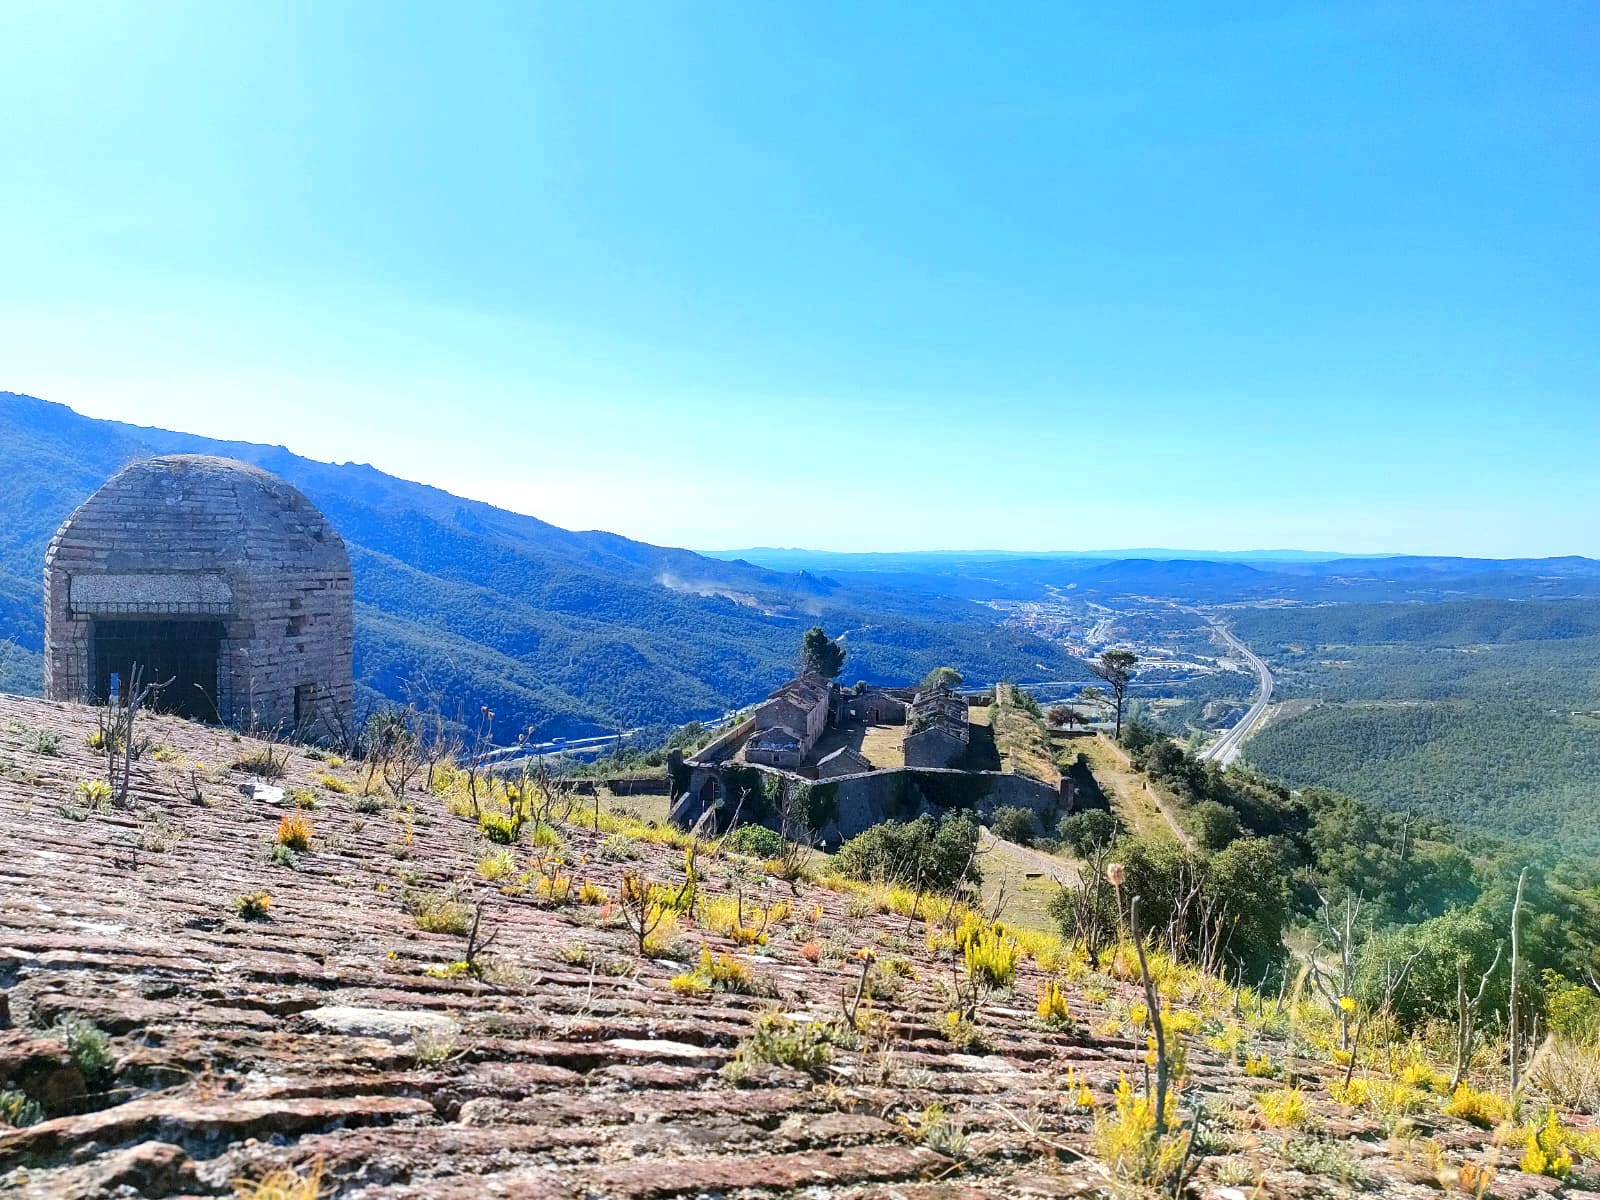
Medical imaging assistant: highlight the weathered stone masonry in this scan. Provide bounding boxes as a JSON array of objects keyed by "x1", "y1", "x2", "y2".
[{"x1": 43, "y1": 455, "x2": 353, "y2": 738}]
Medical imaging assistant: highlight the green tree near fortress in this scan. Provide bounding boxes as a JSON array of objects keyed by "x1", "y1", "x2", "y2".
[
  {"x1": 1089, "y1": 649, "x2": 1138, "y2": 739},
  {"x1": 800, "y1": 626, "x2": 846, "y2": 678}
]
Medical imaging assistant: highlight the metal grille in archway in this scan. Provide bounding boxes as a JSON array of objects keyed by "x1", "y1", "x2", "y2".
[{"x1": 90, "y1": 619, "x2": 224, "y2": 723}]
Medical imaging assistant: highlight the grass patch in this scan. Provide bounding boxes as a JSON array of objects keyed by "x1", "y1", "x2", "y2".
[
  {"x1": 1283, "y1": 1136, "x2": 1367, "y2": 1187},
  {"x1": 991, "y1": 703, "x2": 1060, "y2": 785},
  {"x1": 409, "y1": 890, "x2": 472, "y2": 935},
  {"x1": 232, "y1": 747, "x2": 287, "y2": 778},
  {"x1": 275, "y1": 812, "x2": 312, "y2": 851},
  {"x1": 724, "y1": 1011, "x2": 850, "y2": 1080},
  {"x1": 234, "y1": 891, "x2": 273, "y2": 920}
]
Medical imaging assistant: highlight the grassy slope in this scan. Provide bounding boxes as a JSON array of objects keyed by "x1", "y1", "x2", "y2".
[{"x1": 1065, "y1": 732, "x2": 1178, "y2": 842}]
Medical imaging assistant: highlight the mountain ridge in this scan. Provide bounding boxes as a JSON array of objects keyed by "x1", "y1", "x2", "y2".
[{"x1": 0, "y1": 392, "x2": 1088, "y2": 738}]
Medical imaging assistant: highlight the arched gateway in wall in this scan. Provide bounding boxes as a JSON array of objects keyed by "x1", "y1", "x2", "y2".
[{"x1": 43, "y1": 455, "x2": 353, "y2": 737}]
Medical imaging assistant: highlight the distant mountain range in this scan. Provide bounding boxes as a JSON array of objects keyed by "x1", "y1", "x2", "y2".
[
  {"x1": 0, "y1": 393, "x2": 1088, "y2": 738},
  {"x1": 710, "y1": 547, "x2": 1379, "y2": 565},
  {"x1": 707, "y1": 547, "x2": 1600, "y2": 604},
  {"x1": 6, "y1": 390, "x2": 1596, "y2": 742}
]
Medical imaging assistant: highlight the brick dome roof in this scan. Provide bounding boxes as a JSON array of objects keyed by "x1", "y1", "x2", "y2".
[{"x1": 49, "y1": 454, "x2": 348, "y2": 574}]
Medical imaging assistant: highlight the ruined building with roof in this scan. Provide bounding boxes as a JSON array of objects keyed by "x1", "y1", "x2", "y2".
[{"x1": 43, "y1": 455, "x2": 353, "y2": 738}]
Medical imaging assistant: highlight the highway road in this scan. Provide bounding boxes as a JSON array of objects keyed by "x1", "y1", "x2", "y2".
[{"x1": 1196, "y1": 619, "x2": 1274, "y2": 767}]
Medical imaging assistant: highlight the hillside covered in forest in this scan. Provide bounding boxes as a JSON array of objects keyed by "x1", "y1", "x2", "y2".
[
  {"x1": 0, "y1": 393, "x2": 1087, "y2": 738},
  {"x1": 1233, "y1": 599, "x2": 1600, "y2": 847}
]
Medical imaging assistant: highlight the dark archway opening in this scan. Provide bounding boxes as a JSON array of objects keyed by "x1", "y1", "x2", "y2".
[{"x1": 91, "y1": 619, "x2": 223, "y2": 722}]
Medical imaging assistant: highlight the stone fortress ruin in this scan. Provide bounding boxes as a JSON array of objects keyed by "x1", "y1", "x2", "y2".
[
  {"x1": 43, "y1": 455, "x2": 353, "y2": 738},
  {"x1": 669, "y1": 673, "x2": 1083, "y2": 845}
]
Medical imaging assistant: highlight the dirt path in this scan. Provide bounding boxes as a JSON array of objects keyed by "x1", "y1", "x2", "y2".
[
  {"x1": 1091, "y1": 734, "x2": 1196, "y2": 850},
  {"x1": 977, "y1": 829, "x2": 1077, "y2": 931}
]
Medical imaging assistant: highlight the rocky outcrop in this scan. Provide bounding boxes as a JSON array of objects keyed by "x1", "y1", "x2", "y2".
[{"x1": 0, "y1": 694, "x2": 1586, "y2": 1198}]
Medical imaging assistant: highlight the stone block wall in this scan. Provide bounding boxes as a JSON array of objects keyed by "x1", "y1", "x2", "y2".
[
  {"x1": 43, "y1": 455, "x2": 353, "y2": 740},
  {"x1": 672, "y1": 758, "x2": 1066, "y2": 846},
  {"x1": 905, "y1": 726, "x2": 966, "y2": 768}
]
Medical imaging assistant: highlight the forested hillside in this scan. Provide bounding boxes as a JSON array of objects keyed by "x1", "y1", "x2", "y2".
[
  {"x1": 1231, "y1": 598, "x2": 1600, "y2": 653},
  {"x1": 1234, "y1": 599, "x2": 1600, "y2": 847},
  {"x1": 0, "y1": 393, "x2": 1086, "y2": 737}
]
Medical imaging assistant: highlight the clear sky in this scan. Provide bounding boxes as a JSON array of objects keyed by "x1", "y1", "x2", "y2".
[{"x1": 2, "y1": 3, "x2": 1596, "y2": 556}]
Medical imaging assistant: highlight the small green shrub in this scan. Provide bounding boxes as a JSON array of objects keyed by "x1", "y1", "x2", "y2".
[
  {"x1": 938, "y1": 1011, "x2": 988, "y2": 1051},
  {"x1": 234, "y1": 891, "x2": 273, "y2": 920},
  {"x1": 56, "y1": 1016, "x2": 113, "y2": 1084},
  {"x1": 724, "y1": 824, "x2": 783, "y2": 858},
  {"x1": 835, "y1": 812, "x2": 981, "y2": 891},
  {"x1": 989, "y1": 805, "x2": 1038, "y2": 846},
  {"x1": 33, "y1": 729, "x2": 61, "y2": 756},
  {"x1": 900, "y1": 1101, "x2": 968, "y2": 1159},
  {"x1": 0, "y1": 1089, "x2": 42, "y2": 1128},
  {"x1": 409, "y1": 891, "x2": 472, "y2": 935},
  {"x1": 1283, "y1": 1137, "x2": 1367, "y2": 1186},
  {"x1": 724, "y1": 1011, "x2": 849, "y2": 1080},
  {"x1": 600, "y1": 833, "x2": 642, "y2": 860},
  {"x1": 1057, "y1": 809, "x2": 1118, "y2": 855}
]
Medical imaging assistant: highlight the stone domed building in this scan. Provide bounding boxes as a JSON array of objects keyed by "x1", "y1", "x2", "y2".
[{"x1": 43, "y1": 455, "x2": 353, "y2": 737}]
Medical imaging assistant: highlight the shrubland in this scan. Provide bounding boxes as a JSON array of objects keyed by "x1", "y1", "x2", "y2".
[
  {"x1": 1072, "y1": 718, "x2": 1600, "y2": 1122},
  {"x1": 12, "y1": 688, "x2": 1600, "y2": 1197}
]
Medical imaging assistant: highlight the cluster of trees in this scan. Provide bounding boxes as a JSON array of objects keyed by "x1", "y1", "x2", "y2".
[
  {"x1": 1245, "y1": 701, "x2": 1600, "y2": 850},
  {"x1": 1229, "y1": 597, "x2": 1600, "y2": 654},
  {"x1": 1196, "y1": 597, "x2": 1600, "y2": 849},
  {"x1": 834, "y1": 811, "x2": 982, "y2": 893},
  {"x1": 1052, "y1": 720, "x2": 1600, "y2": 1043},
  {"x1": 1051, "y1": 802, "x2": 1292, "y2": 983}
]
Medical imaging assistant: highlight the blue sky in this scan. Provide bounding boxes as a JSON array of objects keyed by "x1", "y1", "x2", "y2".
[{"x1": 2, "y1": 2, "x2": 1596, "y2": 555}]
